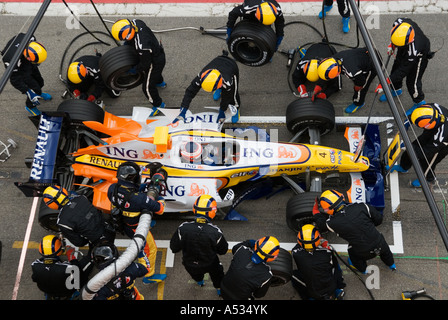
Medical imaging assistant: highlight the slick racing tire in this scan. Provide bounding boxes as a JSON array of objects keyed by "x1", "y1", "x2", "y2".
[
  {"x1": 286, "y1": 98, "x2": 335, "y2": 136},
  {"x1": 227, "y1": 20, "x2": 277, "y2": 67},
  {"x1": 99, "y1": 45, "x2": 143, "y2": 91},
  {"x1": 38, "y1": 200, "x2": 60, "y2": 232},
  {"x1": 286, "y1": 192, "x2": 320, "y2": 233},
  {"x1": 268, "y1": 247, "x2": 293, "y2": 286},
  {"x1": 57, "y1": 99, "x2": 105, "y2": 123}
]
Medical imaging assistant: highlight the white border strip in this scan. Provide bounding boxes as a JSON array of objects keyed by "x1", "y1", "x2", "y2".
[
  {"x1": 2, "y1": 1, "x2": 448, "y2": 16},
  {"x1": 112, "y1": 221, "x2": 404, "y2": 269},
  {"x1": 234, "y1": 116, "x2": 394, "y2": 124},
  {"x1": 12, "y1": 196, "x2": 39, "y2": 300}
]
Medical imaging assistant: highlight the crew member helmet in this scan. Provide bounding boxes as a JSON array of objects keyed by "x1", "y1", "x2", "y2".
[
  {"x1": 180, "y1": 141, "x2": 203, "y2": 163},
  {"x1": 319, "y1": 189, "x2": 345, "y2": 215},
  {"x1": 390, "y1": 22, "x2": 415, "y2": 47},
  {"x1": 67, "y1": 61, "x2": 87, "y2": 84},
  {"x1": 297, "y1": 224, "x2": 321, "y2": 251},
  {"x1": 39, "y1": 235, "x2": 63, "y2": 257},
  {"x1": 91, "y1": 243, "x2": 119, "y2": 269},
  {"x1": 193, "y1": 194, "x2": 218, "y2": 220},
  {"x1": 116, "y1": 161, "x2": 141, "y2": 184},
  {"x1": 255, "y1": 2, "x2": 278, "y2": 26},
  {"x1": 317, "y1": 57, "x2": 342, "y2": 81},
  {"x1": 303, "y1": 59, "x2": 320, "y2": 82},
  {"x1": 42, "y1": 185, "x2": 70, "y2": 210},
  {"x1": 111, "y1": 19, "x2": 137, "y2": 41},
  {"x1": 411, "y1": 105, "x2": 444, "y2": 130},
  {"x1": 253, "y1": 236, "x2": 280, "y2": 263},
  {"x1": 23, "y1": 41, "x2": 47, "y2": 64},
  {"x1": 200, "y1": 69, "x2": 223, "y2": 93}
]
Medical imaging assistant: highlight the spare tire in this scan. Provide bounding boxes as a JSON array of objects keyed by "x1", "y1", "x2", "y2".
[
  {"x1": 286, "y1": 97, "x2": 335, "y2": 136},
  {"x1": 286, "y1": 192, "x2": 320, "y2": 232},
  {"x1": 99, "y1": 45, "x2": 144, "y2": 91},
  {"x1": 57, "y1": 99, "x2": 105, "y2": 123},
  {"x1": 268, "y1": 247, "x2": 293, "y2": 286},
  {"x1": 227, "y1": 20, "x2": 277, "y2": 67}
]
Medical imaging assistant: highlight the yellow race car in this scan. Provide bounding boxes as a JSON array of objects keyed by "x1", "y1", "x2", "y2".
[{"x1": 15, "y1": 98, "x2": 373, "y2": 231}]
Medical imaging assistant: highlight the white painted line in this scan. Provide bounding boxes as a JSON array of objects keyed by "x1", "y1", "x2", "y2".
[
  {"x1": 235, "y1": 116, "x2": 394, "y2": 125},
  {"x1": 12, "y1": 196, "x2": 39, "y2": 300},
  {"x1": 2, "y1": 1, "x2": 448, "y2": 16},
  {"x1": 111, "y1": 221, "x2": 403, "y2": 269}
]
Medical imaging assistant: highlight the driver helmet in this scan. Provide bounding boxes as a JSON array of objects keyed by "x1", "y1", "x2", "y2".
[
  {"x1": 255, "y1": 2, "x2": 278, "y2": 26},
  {"x1": 180, "y1": 141, "x2": 203, "y2": 163}
]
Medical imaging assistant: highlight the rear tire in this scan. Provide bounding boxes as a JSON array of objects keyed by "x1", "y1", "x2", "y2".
[
  {"x1": 99, "y1": 45, "x2": 144, "y2": 91},
  {"x1": 286, "y1": 192, "x2": 320, "y2": 233},
  {"x1": 286, "y1": 98, "x2": 335, "y2": 136},
  {"x1": 227, "y1": 20, "x2": 277, "y2": 67},
  {"x1": 38, "y1": 200, "x2": 60, "y2": 232},
  {"x1": 57, "y1": 99, "x2": 105, "y2": 123}
]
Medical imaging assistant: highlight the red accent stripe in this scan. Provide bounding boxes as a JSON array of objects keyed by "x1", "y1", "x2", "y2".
[{"x1": 0, "y1": 0, "x2": 400, "y2": 3}]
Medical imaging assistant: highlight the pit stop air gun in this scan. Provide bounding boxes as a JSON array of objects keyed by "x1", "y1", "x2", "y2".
[
  {"x1": 144, "y1": 162, "x2": 168, "y2": 200},
  {"x1": 401, "y1": 288, "x2": 427, "y2": 300}
]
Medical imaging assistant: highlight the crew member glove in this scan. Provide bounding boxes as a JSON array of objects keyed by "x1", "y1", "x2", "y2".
[
  {"x1": 354, "y1": 85, "x2": 364, "y2": 92},
  {"x1": 297, "y1": 84, "x2": 308, "y2": 98},
  {"x1": 375, "y1": 78, "x2": 391, "y2": 93},
  {"x1": 387, "y1": 42, "x2": 396, "y2": 56},
  {"x1": 87, "y1": 95, "x2": 96, "y2": 102},
  {"x1": 65, "y1": 246, "x2": 76, "y2": 261},
  {"x1": 26, "y1": 89, "x2": 41, "y2": 106},
  {"x1": 312, "y1": 197, "x2": 320, "y2": 215},
  {"x1": 217, "y1": 109, "x2": 226, "y2": 123},
  {"x1": 72, "y1": 89, "x2": 81, "y2": 98},
  {"x1": 311, "y1": 85, "x2": 326, "y2": 101},
  {"x1": 173, "y1": 107, "x2": 187, "y2": 124},
  {"x1": 155, "y1": 200, "x2": 165, "y2": 215}
]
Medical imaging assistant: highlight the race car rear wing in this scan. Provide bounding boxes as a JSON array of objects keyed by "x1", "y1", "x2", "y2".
[{"x1": 14, "y1": 112, "x2": 64, "y2": 197}]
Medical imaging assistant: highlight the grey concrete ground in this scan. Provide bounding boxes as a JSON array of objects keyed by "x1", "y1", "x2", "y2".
[{"x1": 0, "y1": 10, "x2": 447, "y2": 310}]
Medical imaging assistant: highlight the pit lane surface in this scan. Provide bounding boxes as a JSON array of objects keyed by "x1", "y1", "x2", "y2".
[{"x1": 0, "y1": 11, "x2": 447, "y2": 304}]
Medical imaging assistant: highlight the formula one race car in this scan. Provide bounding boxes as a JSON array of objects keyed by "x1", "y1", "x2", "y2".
[{"x1": 15, "y1": 98, "x2": 383, "y2": 233}]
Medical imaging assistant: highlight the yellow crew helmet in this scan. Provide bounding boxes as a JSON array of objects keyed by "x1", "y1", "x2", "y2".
[
  {"x1": 111, "y1": 19, "x2": 137, "y2": 41},
  {"x1": 303, "y1": 59, "x2": 320, "y2": 82},
  {"x1": 39, "y1": 235, "x2": 63, "y2": 257},
  {"x1": 200, "y1": 69, "x2": 223, "y2": 92},
  {"x1": 297, "y1": 224, "x2": 321, "y2": 251},
  {"x1": 390, "y1": 22, "x2": 415, "y2": 47},
  {"x1": 67, "y1": 61, "x2": 87, "y2": 84},
  {"x1": 253, "y1": 236, "x2": 280, "y2": 263},
  {"x1": 42, "y1": 185, "x2": 70, "y2": 210},
  {"x1": 411, "y1": 105, "x2": 445, "y2": 130},
  {"x1": 319, "y1": 189, "x2": 345, "y2": 215},
  {"x1": 317, "y1": 57, "x2": 342, "y2": 81},
  {"x1": 255, "y1": 2, "x2": 278, "y2": 26},
  {"x1": 23, "y1": 41, "x2": 47, "y2": 64},
  {"x1": 193, "y1": 194, "x2": 218, "y2": 220}
]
